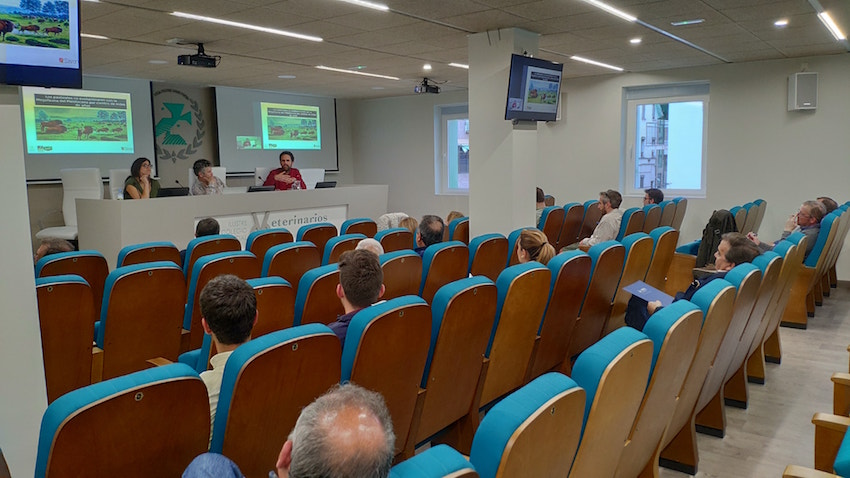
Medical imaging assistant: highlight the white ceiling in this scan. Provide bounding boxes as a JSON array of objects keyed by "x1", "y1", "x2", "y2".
[{"x1": 79, "y1": 0, "x2": 850, "y2": 99}]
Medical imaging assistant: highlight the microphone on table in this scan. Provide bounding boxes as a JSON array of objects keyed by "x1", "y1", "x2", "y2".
[{"x1": 175, "y1": 179, "x2": 185, "y2": 188}]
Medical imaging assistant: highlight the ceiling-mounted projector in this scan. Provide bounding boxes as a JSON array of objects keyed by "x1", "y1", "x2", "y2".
[
  {"x1": 414, "y1": 78, "x2": 440, "y2": 94},
  {"x1": 177, "y1": 43, "x2": 218, "y2": 68}
]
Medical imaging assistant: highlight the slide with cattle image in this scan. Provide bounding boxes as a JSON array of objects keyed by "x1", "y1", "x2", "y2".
[
  {"x1": 0, "y1": 0, "x2": 71, "y2": 49},
  {"x1": 260, "y1": 102, "x2": 321, "y2": 150}
]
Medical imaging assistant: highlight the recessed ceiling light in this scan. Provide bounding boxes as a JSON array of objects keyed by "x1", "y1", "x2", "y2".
[
  {"x1": 582, "y1": 0, "x2": 636, "y2": 23},
  {"x1": 371, "y1": 86, "x2": 385, "y2": 90},
  {"x1": 81, "y1": 33, "x2": 109, "y2": 39},
  {"x1": 316, "y1": 65, "x2": 399, "y2": 80},
  {"x1": 774, "y1": 19, "x2": 789, "y2": 27},
  {"x1": 818, "y1": 11, "x2": 846, "y2": 40},
  {"x1": 337, "y1": 0, "x2": 389, "y2": 11},
  {"x1": 278, "y1": 75, "x2": 296, "y2": 79},
  {"x1": 570, "y1": 55, "x2": 623, "y2": 72},
  {"x1": 670, "y1": 18, "x2": 705, "y2": 26},
  {"x1": 423, "y1": 63, "x2": 432, "y2": 71},
  {"x1": 448, "y1": 63, "x2": 469, "y2": 69},
  {"x1": 171, "y1": 12, "x2": 323, "y2": 42},
  {"x1": 629, "y1": 37, "x2": 642, "y2": 44},
  {"x1": 149, "y1": 60, "x2": 168, "y2": 64}
]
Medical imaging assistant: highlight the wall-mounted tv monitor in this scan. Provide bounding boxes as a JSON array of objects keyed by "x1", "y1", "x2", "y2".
[
  {"x1": 0, "y1": 0, "x2": 82, "y2": 88},
  {"x1": 505, "y1": 54, "x2": 563, "y2": 122}
]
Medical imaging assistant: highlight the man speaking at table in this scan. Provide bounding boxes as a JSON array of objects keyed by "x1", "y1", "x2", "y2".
[{"x1": 264, "y1": 150, "x2": 307, "y2": 191}]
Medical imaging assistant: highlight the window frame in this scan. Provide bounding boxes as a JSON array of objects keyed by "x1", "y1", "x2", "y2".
[{"x1": 435, "y1": 104, "x2": 469, "y2": 196}]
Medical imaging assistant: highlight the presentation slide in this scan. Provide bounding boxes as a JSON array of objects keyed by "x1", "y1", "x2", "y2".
[
  {"x1": 21, "y1": 87, "x2": 134, "y2": 154},
  {"x1": 0, "y1": 0, "x2": 79, "y2": 70},
  {"x1": 260, "y1": 102, "x2": 320, "y2": 150},
  {"x1": 521, "y1": 66, "x2": 561, "y2": 114}
]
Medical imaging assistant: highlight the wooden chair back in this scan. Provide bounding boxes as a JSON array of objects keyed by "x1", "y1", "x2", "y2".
[
  {"x1": 659, "y1": 201, "x2": 676, "y2": 227},
  {"x1": 506, "y1": 228, "x2": 532, "y2": 267},
  {"x1": 377, "y1": 228, "x2": 416, "y2": 253},
  {"x1": 297, "y1": 223, "x2": 338, "y2": 258},
  {"x1": 211, "y1": 325, "x2": 342, "y2": 478},
  {"x1": 642, "y1": 205, "x2": 662, "y2": 233},
  {"x1": 540, "y1": 206, "x2": 566, "y2": 246},
  {"x1": 414, "y1": 278, "x2": 497, "y2": 446},
  {"x1": 741, "y1": 203, "x2": 758, "y2": 234},
  {"x1": 98, "y1": 262, "x2": 186, "y2": 380},
  {"x1": 183, "y1": 235, "x2": 241, "y2": 280},
  {"x1": 247, "y1": 277, "x2": 295, "y2": 338},
  {"x1": 36, "y1": 250, "x2": 108, "y2": 320},
  {"x1": 557, "y1": 203, "x2": 585, "y2": 250},
  {"x1": 35, "y1": 364, "x2": 209, "y2": 478},
  {"x1": 342, "y1": 218, "x2": 378, "y2": 237},
  {"x1": 468, "y1": 234, "x2": 509, "y2": 282},
  {"x1": 420, "y1": 242, "x2": 470, "y2": 303},
  {"x1": 620, "y1": 208, "x2": 646, "y2": 240},
  {"x1": 380, "y1": 251, "x2": 423, "y2": 300},
  {"x1": 479, "y1": 263, "x2": 551, "y2": 407},
  {"x1": 294, "y1": 264, "x2": 344, "y2": 326},
  {"x1": 342, "y1": 297, "x2": 432, "y2": 456},
  {"x1": 323, "y1": 233, "x2": 366, "y2": 264},
  {"x1": 261, "y1": 242, "x2": 321, "y2": 293},
  {"x1": 607, "y1": 234, "x2": 654, "y2": 335},
  {"x1": 671, "y1": 198, "x2": 688, "y2": 230},
  {"x1": 36, "y1": 275, "x2": 94, "y2": 403},
  {"x1": 733, "y1": 207, "x2": 747, "y2": 233},
  {"x1": 569, "y1": 328, "x2": 654, "y2": 478},
  {"x1": 527, "y1": 251, "x2": 591, "y2": 379},
  {"x1": 450, "y1": 218, "x2": 470, "y2": 245},
  {"x1": 567, "y1": 241, "x2": 625, "y2": 359},
  {"x1": 246, "y1": 228, "x2": 293, "y2": 261},
  {"x1": 644, "y1": 227, "x2": 679, "y2": 290},
  {"x1": 614, "y1": 302, "x2": 702, "y2": 478},
  {"x1": 578, "y1": 200, "x2": 603, "y2": 242},
  {"x1": 117, "y1": 242, "x2": 181, "y2": 267},
  {"x1": 781, "y1": 215, "x2": 839, "y2": 327},
  {"x1": 751, "y1": 199, "x2": 767, "y2": 234}
]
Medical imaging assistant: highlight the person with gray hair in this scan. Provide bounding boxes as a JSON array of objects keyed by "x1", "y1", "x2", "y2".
[
  {"x1": 414, "y1": 215, "x2": 445, "y2": 257},
  {"x1": 191, "y1": 158, "x2": 225, "y2": 195},
  {"x1": 355, "y1": 237, "x2": 384, "y2": 257},
  {"x1": 747, "y1": 199, "x2": 826, "y2": 260},
  {"x1": 275, "y1": 383, "x2": 395, "y2": 478}
]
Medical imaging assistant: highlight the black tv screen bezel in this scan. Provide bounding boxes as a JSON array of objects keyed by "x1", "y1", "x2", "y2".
[{"x1": 504, "y1": 54, "x2": 563, "y2": 122}]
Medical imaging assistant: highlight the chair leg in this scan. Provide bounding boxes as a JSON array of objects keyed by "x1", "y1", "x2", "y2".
[
  {"x1": 821, "y1": 274, "x2": 831, "y2": 298},
  {"x1": 813, "y1": 281, "x2": 824, "y2": 307},
  {"x1": 829, "y1": 265, "x2": 838, "y2": 288},
  {"x1": 659, "y1": 416, "x2": 699, "y2": 476},
  {"x1": 695, "y1": 389, "x2": 726, "y2": 437},
  {"x1": 746, "y1": 345, "x2": 766, "y2": 384},
  {"x1": 724, "y1": 365, "x2": 749, "y2": 408}
]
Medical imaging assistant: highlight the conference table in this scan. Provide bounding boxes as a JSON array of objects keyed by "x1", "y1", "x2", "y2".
[{"x1": 76, "y1": 185, "x2": 389, "y2": 269}]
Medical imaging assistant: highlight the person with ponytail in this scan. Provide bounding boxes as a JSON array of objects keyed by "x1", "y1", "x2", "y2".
[{"x1": 516, "y1": 229, "x2": 556, "y2": 265}]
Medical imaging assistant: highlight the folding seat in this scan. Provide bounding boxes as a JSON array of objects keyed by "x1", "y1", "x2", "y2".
[
  {"x1": 182, "y1": 251, "x2": 260, "y2": 350},
  {"x1": 209, "y1": 324, "x2": 342, "y2": 477},
  {"x1": 261, "y1": 241, "x2": 321, "y2": 292},
  {"x1": 296, "y1": 222, "x2": 338, "y2": 258},
  {"x1": 606, "y1": 233, "x2": 654, "y2": 335},
  {"x1": 751, "y1": 198, "x2": 767, "y2": 234},
  {"x1": 567, "y1": 240, "x2": 625, "y2": 359},
  {"x1": 722, "y1": 251, "x2": 782, "y2": 409},
  {"x1": 116, "y1": 241, "x2": 180, "y2": 267},
  {"x1": 557, "y1": 202, "x2": 585, "y2": 250},
  {"x1": 36, "y1": 250, "x2": 108, "y2": 320},
  {"x1": 293, "y1": 264, "x2": 343, "y2": 326},
  {"x1": 505, "y1": 227, "x2": 533, "y2": 267},
  {"x1": 658, "y1": 279, "x2": 736, "y2": 475},
  {"x1": 376, "y1": 227, "x2": 415, "y2": 253},
  {"x1": 96, "y1": 261, "x2": 186, "y2": 380},
  {"x1": 616, "y1": 207, "x2": 645, "y2": 241},
  {"x1": 614, "y1": 300, "x2": 703, "y2": 478},
  {"x1": 643, "y1": 226, "x2": 679, "y2": 290},
  {"x1": 469, "y1": 373, "x2": 586, "y2": 478},
  {"x1": 527, "y1": 250, "x2": 591, "y2": 379},
  {"x1": 578, "y1": 199, "x2": 603, "y2": 242},
  {"x1": 246, "y1": 276, "x2": 295, "y2": 338},
  {"x1": 380, "y1": 250, "x2": 423, "y2": 300},
  {"x1": 322, "y1": 233, "x2": 366, "y2": 264},
  {"x1": 407, "y1": 277, "x2": 498, "y2": 455},
  {"x1": 245, "y1": 227, "x2": 293, "y2": 260},
  {"x1": 341, "y1": 217, "x2": 378, "y2": 237},
  {"x1": 568, "y1": 327, "x2": 654, "y2": 477},
  {"x1": 642, "y1": 204, "x2": 662, "y2": 233},
  {"x1": 741, "y1": 201, "x2": 758, "y2": 234},
  {"x1": 419, "y1": 241, "x2": 469, "y2": 303},
  {"x1": 391, "y1": 445, "x2": 477, "y2": 478},
  {"x1": 448, "y1": 216, "x2": 470, "y2": 244},
  {"x1": 671, "y1": 197, "x2": 688, "y2": 231},
  {"x1": 182, "y1": 234, "x2": 241, "y2": 278},
  {"x1": 34, "y1": 363, "x2": 209, "y2": 478},
  {"x1": 658, "y1": 200, "x2": 675, "y2": 227},
  {"x1": 537, "y1": 206, "x2": 565, "y2": 246},
  {"x1": 782, "y1": 412, "x2": 850, "y2": 477},
  {"x1": 35, "y1": 275, "x2": 94, "y2": 403},
  {"x1": 468, "y1": 233, "x2": 508, "y2": 281},
  {"x1": 341, "y1": 296, "x2": 432, "y2": 456}
]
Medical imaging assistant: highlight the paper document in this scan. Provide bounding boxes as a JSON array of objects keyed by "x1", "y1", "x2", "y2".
[{"x1": 623, "y1": 280, "x2": 674, "y2": 306}]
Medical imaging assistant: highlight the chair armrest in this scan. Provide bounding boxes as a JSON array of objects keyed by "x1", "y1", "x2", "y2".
[
  {"x1": 833, "y1": 373, "x2": 850, "y2": 416},
  {"x1": 813, "y1": 413, "x2": 850, "y2": 472},
  {"x1": 146, "y1": 357, "x2": 174, "y2": 367},
  {"x1": 784, "y1": 464, "x2": 838, "y2": 478}
]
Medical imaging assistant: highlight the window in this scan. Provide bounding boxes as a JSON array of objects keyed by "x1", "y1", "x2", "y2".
[
  {"x1": 622, "y1": 82, "x2": 709, "y2": 198},
  {"x1": 435, "y1": 104, "x2": 468, "y2": 195}
]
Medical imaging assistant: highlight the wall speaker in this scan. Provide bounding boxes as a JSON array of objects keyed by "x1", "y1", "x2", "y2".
[{"x1": 788, "y1": 72, "x2": 817, "y2": 111}]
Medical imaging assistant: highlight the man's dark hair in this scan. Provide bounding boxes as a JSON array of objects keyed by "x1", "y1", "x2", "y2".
[
  {"x1": 818, "y1": 197, "x2": 838, "y2": 214},
  {"x1": 193, "y1": 159, "x2": 212, "y2": 177},
  {"x1": 536, "y1": 187, "x2": 545, "y2": 203},
  {"x1": 418, "y1": 215, "x2": 445, "y2": 247},
  {"x1": 338, "y1": 250, "x2": 383, "y2": 309},
  {"x1": 199, "y1": 275, "x2": 256, "y2": 345},
  {"x1": 280, "y1": 150, "x2": 295, "y2": 162},
  {"x1": 645, "y1": 188, "x2": 664, "y2": 204},
  {"x1": 195, "y1": 218, "x2": 220, "y2": 237},
  {"x1": 721, "y1": 232, "x2": 760, "y2": 265},
  {"x1": 600, "y1": 189, "x2": 622, "y2": 209}
]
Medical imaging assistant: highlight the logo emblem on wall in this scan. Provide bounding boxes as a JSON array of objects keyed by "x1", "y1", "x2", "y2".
[{"x1": 153, "y1": 88, "x2": 205, "y2": 162}]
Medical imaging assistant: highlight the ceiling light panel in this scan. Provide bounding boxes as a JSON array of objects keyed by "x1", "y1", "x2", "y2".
[{"x1": 171, "y1": 12, "x2": 323, "y2": 42}]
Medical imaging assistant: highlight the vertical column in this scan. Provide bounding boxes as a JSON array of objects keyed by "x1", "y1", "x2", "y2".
[
  {"x1": 467, "y1": 28, "x2": 540, "y2": 238},
  {"x1": 0, "y1": 104, "x2": 47, "y2": 475}
]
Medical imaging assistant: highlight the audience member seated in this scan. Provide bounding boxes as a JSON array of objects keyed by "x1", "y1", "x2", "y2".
[
  {"x1": 747, "y1": 200, "x2": 825, "y2": 260},
  {"x1": 414, "y1": 215, "x2": 445, "y2": 257},
  {"x1": 446, "y1": 211, "x2": 464, "y2": 225},
  {"x1": 536, "y1": 187, "x2": 546, "y2": 225},
  {"x1": 625, "y1": 232, "x2": 759, "y2": 330},
  {"x1": 124, "y1": 157, "x2": 160, "y2": 199},
  {"x1": 182, "y1": 452, "x2": 244, "y2": 478},
  {"x1": 564, "y1": 189, "x2": 624, "y2": 251},
  {"x1": 516, "y1": 229, "x2": 556, "y2": 266},
  {"x1": 191, "y1": 159, "x2": 225, "y2": 195},
  {"x1": 818, "y1": 196, "x2": 839, "y2": 214},
  {"x1": 263, "y1": 151, "x2": 307, "y2": 191},
  {"x1": 376, "y1": 212, "x2": 409, "y2": 231},
  {"x1": 275, "y1": 383, "x2": 395, "y2": 478},
  {"x1": 179, "y1": 218, "x2": 221, "y2": 265},
  {"x1": 644, "y1": 188, "x2": 664, "y2": 205},
  {"x1": 327, "y1": 250, "x2": 385, "y2": 345},
  {"x1": 355, "y1": 238, "x2": 384, "y2": 256},
  {"x1": 198, "y1": 275, "x2": 258, "y2": 430},
  {"x1": 33, "y1": 238, "x2": 74, "y2": 264},
  {"x1": 399, "y1": 216, "x2": 418, "y2": 237}
]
